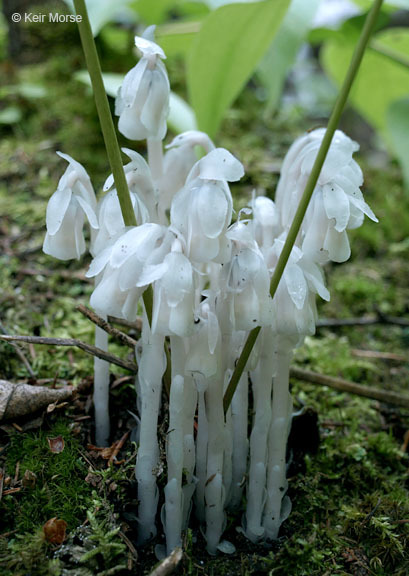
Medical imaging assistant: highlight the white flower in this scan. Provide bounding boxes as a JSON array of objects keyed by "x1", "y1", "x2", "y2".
[
  {"x1": 248, "y1": 195, "x2": 280, "y2": 254},
  {"x1": 116, "y1": 26, "x2": 170, "y2": 141},
  {"x1": 222, "y1": 220, "x2": 273, "y2": 331},
  {"x1": 170, "y1": 148, "x2": 244, "y2": 263},
  {"x1": 158, "y1": 131, "x2": 216, "y2": 215},
  {"x1": 275, "y1": 129, "x2": 378, "y2": 263},
  {"x1": 266, "y1": 236, "x2": 330, "y2": 340},
  {"x1": 87, "y1": 223, "x2": 172, "y2": 320},
  {"x1": 43, "y1": 152, "x2": 98, "y2": 260}
]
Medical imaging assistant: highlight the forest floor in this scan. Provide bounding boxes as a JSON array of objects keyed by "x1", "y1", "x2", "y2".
[{"x1": 0, "y1": 4, "x2": 408, "y2": 575}]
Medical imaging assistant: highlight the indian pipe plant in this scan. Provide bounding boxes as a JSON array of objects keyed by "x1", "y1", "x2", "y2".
[{"x1": 42, "y1": 0, "x2": 382, "y2": 558}]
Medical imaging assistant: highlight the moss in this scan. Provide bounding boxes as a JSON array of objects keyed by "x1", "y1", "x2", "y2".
[{"x1": 1, "y1": 419, "x2": 93, "y2": 533}]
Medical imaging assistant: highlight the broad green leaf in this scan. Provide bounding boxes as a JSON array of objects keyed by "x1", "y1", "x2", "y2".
[
  {"x1": 156, "y1": 21, "x2": 201, "y2": 57},
  {"x1": 386, "y1": 98, "x2": 409, "y2": 189},
  {"x1": 352, "y1": 0, "x2": 408, "y2": 11},
  {"x1": 129, "y1": 0, "x2": 176, "y2": 24},
  {"x1": 75, "y1": 71, "x2": 197, "y2": 134},
  {"x1": 258, "y1": 0, "x2": 321, "y2": 114},
  {"x1": 65, "y1": 0, "x2": 135, "y2": 36},
  {"x1": 321, "y1": 28, "x2": 409, "y2": 134},
  {"x1": 187, "y1": 0, "x2": 291, "y2": 136}
]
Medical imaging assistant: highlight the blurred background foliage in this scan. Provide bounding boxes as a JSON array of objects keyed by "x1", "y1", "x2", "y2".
[{"x1": 0, "y1": 0, "x2": 408, "y2": 183}]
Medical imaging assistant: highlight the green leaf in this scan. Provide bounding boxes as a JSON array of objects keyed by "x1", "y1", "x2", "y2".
[
  {"x1": 74, "y1": 71, "x2": 197, "y2": 134},
  {"x1": 156, "y1": 21, "x2": 201, "y2": 57},
  {"x1": 258, "y1": 0, "x2": 321, "y2": 114},
  {"x1": 64, "y1": 0, "x2": 135, "y2": 36},
  {"x1": 187, "y1": 0, "x2": 291, "y2": 136},
  {"x1": 386, "y1": 98, "x2": 409, "y2": 190},
  {"x1": 321, "y1": 28, "x2": 409, "y2": 134}
]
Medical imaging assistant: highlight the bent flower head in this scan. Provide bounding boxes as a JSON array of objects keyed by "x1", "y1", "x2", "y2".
[
  {"x1": 116, "y1": 26, "x2": 170, "y2": 141},
  {"x1": 43, "y1": 152, "x2": 98, "y2": 261}
]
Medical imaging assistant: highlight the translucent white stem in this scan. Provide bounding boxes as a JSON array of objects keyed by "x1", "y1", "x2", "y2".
[
  {"x1": 164, "y1": 374, "x2": 184, "y2": 554},
  {"x1": 135, "y1": 322, "x2": 166, "y2": 545},
  {"x1": 204, "y1": 371, "x2": 225, "y2": 554},
  {"x1": 181, "y1": 372, "x2": 197, "y2": 529},
  {"x1": 245, "y1": 327, "x2": 275, "y2": 542},
  {"x1": 94, "y1": 320, "x2": 110, "y2": 447},
  {"x1": 228, "y1": 371, "x2": 248, "y2": 510},
  {"x1": 263, "y1": 343, "x2": 293, "y2": 540},
  {"x1": 194, "y1": 376, "x2": 208, "y2": 524}
]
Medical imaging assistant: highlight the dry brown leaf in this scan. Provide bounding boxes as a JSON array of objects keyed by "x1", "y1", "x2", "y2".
[
  {"x1": 47, "y1": 436, "x2": 65, "y2": 453},
  {"x1": 43, "y1": 517, "x2": 67, "y2": 545}
]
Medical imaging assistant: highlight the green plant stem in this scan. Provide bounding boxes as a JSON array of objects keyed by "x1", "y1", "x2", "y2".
[
  {"x1": 73, "y1": 0, "x2": 135, "y2": 227},
  {"x1": 223, "y1": 0, "x2": 384, "y2": 415},
  {"x1": 74, "y1": 0, "x2": 154, "y2": 325}
]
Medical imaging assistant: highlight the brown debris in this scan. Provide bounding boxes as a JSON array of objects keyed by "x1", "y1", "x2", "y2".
[
  {"x1": 47, "y1": 436, "x2": 65, "y2": 453},
  {"x1": 148, "y1": 547, "x2": 183, "y2": 576},
  {"x1": 43, "y1": 517, "x2": 67, "y2": 545}
]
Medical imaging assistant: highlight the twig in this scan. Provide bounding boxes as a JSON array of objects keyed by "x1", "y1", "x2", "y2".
[
  {"x1": 316, "y1": 313, "x2": 409, "y2": 328},
  {"x1": 0, "y1": 322, "x2": 35, "y2": 378},
  {"x1": 108, "y1": 315, "x2": 143, "y2": 332},
  {"x1": 17, "y1": 267, "x2": 90, "y2": 282},
  {"x1": 351, "y1": 349, "x2": 408, "y2": 362},
  {"x1": 77, "y1": 304, "x2": 137, "y2": 349},
  {"x1": 290, "y1": 367, "x2": 409, "y2": 409},
  {"x1": 148, "y1": 547, "x2": 183, "y2": 576},
  {"x1": 0, "y1": 335, "x2": 138, "y2": 373},
  {"x1": 119, "y1": 530, "x2": 138, "y2": 567}
]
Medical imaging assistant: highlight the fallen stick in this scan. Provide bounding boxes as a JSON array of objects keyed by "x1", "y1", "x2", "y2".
[
  {"x1": 290, "y1": 367, "x2": 409, "y2": 409},
  {"x1": 108, "y1": 315, "x2": 143, "y2": 332},
  {"x1": 0, "y1": 322, "x2": 35, "y2": 378},
  {"x1": 77, "y1": 304, "x2": 137, "y2": 349},
  {"x1": 351, "y1": 349, "x2": 408, "y2": 362},
  {"x1": 0, "y1": 380, "x2": 73, "y2": 422},
  {"x1": 316, "y1": 313, "x2": 409, "y2": 328},
  {"x1": 148, "y1": 547, "x2": 183, "y2": 576},
  {"x1": 0, "y1": 335, "x2": 138, "y2": 373}
]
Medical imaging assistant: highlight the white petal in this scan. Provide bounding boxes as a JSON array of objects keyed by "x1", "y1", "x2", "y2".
[
  {"x1": 137, "y1": 261, "x2": 169, "y2": 287},
  {"x1": 86, "y1": 246, "x2": 112, "y2": 278},
  {"x1": 323, "y1": 182, "x2": 350, "y2": 232},
  {"x1": 140, "y1": 68, "x2": 169, "y2": 139},
  {"x1": 76, "y1": 195, "x2": 99, "y2": 229},
  {"x1": 110, "y1": 223, "x2": 163, "y2": 268},
  {"x1": 118, "y1": 59, "x2": 149, "y2": 109},
  {"x1": 196, "y1": 182, "x2": 228, "y2": 239},
  {"x1": 166, "y1": 130, "x2": 215, "y2": 153},
  {"x1": 324, "y1": 226, "x2": 350, "y2": 263},
  {"x1": 134, "y1": 32, "x2": 166, "y2": 59},
  {"x1": 284, "y1": 264, "x2": 307, "y2": 310},
  {"x1": 349, "y1": 196, "x2": 378, "y2": 222},
  {"x1": 161, "y1": 253, "x2": 192, "y2": 306},
  {"x1": 198, "y1": 148, "x2": 244, "y2": 182},
  {"x1": 46, "y1": 187, "x2": 72, "y2": 235}
]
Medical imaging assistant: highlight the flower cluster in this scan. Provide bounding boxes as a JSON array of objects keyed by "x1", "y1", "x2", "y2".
[{"x1": 43, "y1": 28, "x2": 377, "y2": 556}]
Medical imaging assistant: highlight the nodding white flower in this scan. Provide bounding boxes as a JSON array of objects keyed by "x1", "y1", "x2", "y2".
[
  {"x1": 266, "y1": 236, "x2": 330, "y2": 340},
  {"x1": 275, "y1": 129, "x2": 378, "y2": 263},
  {"x1": 116, "y1": 26, "x2": 170, "y2": 141},
  {"x1": 43, "y1": 152, "x2": 98, "y2": 261},
  {"x1": 87, "y1": 223, "x2": 172, "y2": 320},
  {"x1": 151, "y1": 237, "x2": 194, "y2": 337},
  {"x1": 222, "y1": 221, "x2": 273, "y2": 331},
  {"x1": 248, "y1": 195, "x2": 280, "y2": 254},
  {"x1": 102, "y1": 148, "x2": 157, "y2": 222},
  {"x1": 170, "y1": 148, "x2": 244, "y2": 263},
  {"x1": 158, "y1": 131, "x2": 216, "y2": 214}
]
